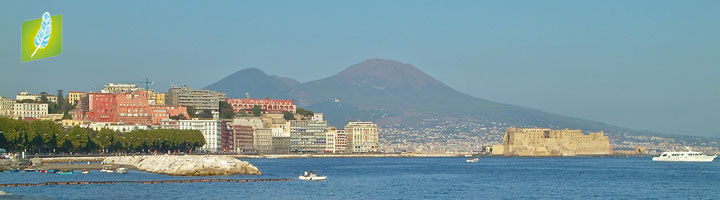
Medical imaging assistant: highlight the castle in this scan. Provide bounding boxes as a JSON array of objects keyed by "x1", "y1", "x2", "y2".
[{"x1": 491, "y1": 128, "x2": 613, "y2": 156}]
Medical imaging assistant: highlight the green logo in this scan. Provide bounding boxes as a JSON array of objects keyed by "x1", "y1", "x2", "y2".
[{"x1": 22, "y1": 12, "x2": 62, "y2": 62}]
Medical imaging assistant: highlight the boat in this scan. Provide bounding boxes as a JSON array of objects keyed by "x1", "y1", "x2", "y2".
[
  {"x1": 10, "y1": 169, "x2": 19, "y2": 172},
  {"x1": 653, "y1": 148, "x2": 717, "y2": 162},
  {"x1": 116, "y1": 168, "x2": 128, "y2": 174},
  {"x1": 24, "y1": 168, "x2": 36, "y2": 172},
  {"x1": 58, "y1": 170, "x2": 73, "y2": 175},
  {"x1": 105, "y1": 169, "x2": 115, "y2": 173},
  {"x1": 46, "y1": 169, "x2": 56, "y2": 174},
  {"x1": 466, "y1": 158, "x2": 479, "y2": 163},
  {"x1": 81, "y1": 169, "x2": 90, "y2": 174},
  {"x1": 298, "y1": 171, "x2": 326, "y2": 181}
]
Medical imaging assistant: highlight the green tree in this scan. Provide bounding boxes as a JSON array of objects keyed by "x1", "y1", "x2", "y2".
[
  {"x1": 252, "y1": 105, "x2": 262, "y2": 117},
  {"x1": 219, "y1": 101, "x2": 235, "y2": 119},
  {"x1": 170, "y1": 114, "x2": 187, "y2": 120},
  {"x1": 296, "y1": 107, "x2": 314, "y2": 116},
  {"x1": 283, "y1": 112, "x2": 295, "y2": 120}
]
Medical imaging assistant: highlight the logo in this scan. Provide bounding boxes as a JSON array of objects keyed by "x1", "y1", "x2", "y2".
[{"x1": 22, "y1": 12, "x2": 62, "y2": 62}]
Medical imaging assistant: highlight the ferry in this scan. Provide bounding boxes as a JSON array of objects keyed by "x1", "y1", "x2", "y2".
[{"x1": 652, "y1": 149, "x2": 717, "y2": 162}]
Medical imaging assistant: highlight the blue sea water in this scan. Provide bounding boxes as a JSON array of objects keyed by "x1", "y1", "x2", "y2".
[{"x1": 1, "y1": 157, "x2": 719, "y2": 199}]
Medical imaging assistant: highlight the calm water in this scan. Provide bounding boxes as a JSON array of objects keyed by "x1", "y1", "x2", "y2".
[{"x1": 1, "y1": 157, "x2": 719, "y2": 199}]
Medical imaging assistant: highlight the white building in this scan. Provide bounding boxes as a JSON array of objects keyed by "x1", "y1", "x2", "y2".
[
  {"x1": 311, "y1": 113, "x2": 324, "y2": 122},
  {"x1": 325, "y1": 127, "x2": 337, "y2": 153},
  {"x1": 16, "y1": 91, "x2": 57, "y2": 103},
  {"x1": 0, "y1": 96, "x2": 13, "y2": 117},
  {"x1": 12, "y1": 102, "x2": 48, "y2": 118},
  {"x1": 102, "y1": 83, "x2": 139, "y2": 94},
  {"x1": 253, "y1": 128, "x2": 273, "y2": 153},
  {"x1": 345, "y1": 122, "x2": 379, "y2": 153},
  {"x1": 162, "y1": 119, "x2": 221, "y2": 152}
]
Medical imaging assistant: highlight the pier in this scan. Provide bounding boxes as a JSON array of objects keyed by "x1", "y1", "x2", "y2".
[{"x1": 0, "y1": 178, "x2": 293, "y2": 187}]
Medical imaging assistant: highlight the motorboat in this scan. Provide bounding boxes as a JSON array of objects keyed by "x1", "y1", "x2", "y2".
[
  {"x1": 653, "y1": 149, "x2": 717, "y2": 162},
  {"x1": 24, "y1": 168, "x2": 36, "y2": 172},
  {"x1": 58, "y1": 170, "x2": 73, "y2": 175},
  {"x1": 10, "y1": 169, "x2": 19, "y2": 172},
  {"x1": 47, "y1": 169, "x2": 56, "y2": 174},
  {"x1": 116, "y1": 168, "x2": 128, "y2": 174},
  {"x1": 466, "y1": 158, "x2": 479, "y2": 163},
  {"x1": 298, "y1": 171, "x2": 326, "y2": 181},
  {"x1": 81, "y1": 169, "x2": 90, "y2": 174}
]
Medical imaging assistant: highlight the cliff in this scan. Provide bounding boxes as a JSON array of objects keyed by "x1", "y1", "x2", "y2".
[{"x1": 102, "y1": 155, "x2": 262, "y2": 176}]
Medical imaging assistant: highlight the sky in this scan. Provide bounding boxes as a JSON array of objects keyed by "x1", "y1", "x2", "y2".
[{"x1": 1, "y1": 1, "x2": 718, "y2": 137}]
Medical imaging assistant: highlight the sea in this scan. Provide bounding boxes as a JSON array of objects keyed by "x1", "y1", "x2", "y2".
[{"x1": 1, "y1": 157, "x2": 719, "y2": 199}]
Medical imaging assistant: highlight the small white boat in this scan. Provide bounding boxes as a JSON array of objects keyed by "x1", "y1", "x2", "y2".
[
  {"x1": 105, "y1": 170, "x2": 115, "y2": 173},
  {"x1": 466, "y1": 158, "x2": 479, "y2": 163},
  {"x1": 100, "y1": 169, "x2": 108, "y2": 173},
  {"x1": 116, "y1": 168, "x2": 128, "y2": 174},
  {"x1": 81, "y1": 169, "x2": 90, "y2": 174},
  {"x1": 653, "y1": 149, "x2": 717, "y2": 162},
  {"x1": 298, "y1": 171, "x2": 326, "y2": 181}
]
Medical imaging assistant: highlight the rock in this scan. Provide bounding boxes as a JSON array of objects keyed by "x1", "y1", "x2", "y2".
[
  {"x1": 102, "y1": 155, "x2": 262, "y2": 176},
  {"x1": 0, "y1": 190, "x2": 9, "y2": 195}
]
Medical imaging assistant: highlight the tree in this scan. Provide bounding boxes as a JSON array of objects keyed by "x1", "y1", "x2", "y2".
[
  {"x1": 297, "y1": 107, "x2": 314, "y2": 116},
  {"x1": 252, "y1": 105, "x2": 262, "y2": 117},
  {"x1": 219, "y1": 101, "x2": 235, "y2": 119},
  {"x1": 170, "y1": 114, "x2": 187, "y2": 120},
  {"x1": 283, "y1": 112, "x2": 295, "y2": 120}
]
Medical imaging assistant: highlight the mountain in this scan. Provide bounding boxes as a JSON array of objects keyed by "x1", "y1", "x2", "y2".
[
  {"x1": 206, "y1": 59, "x2": 641, "y2": 134},
  {"x1": 204, "y1": 67, "x2": 299, "y2": 99}
]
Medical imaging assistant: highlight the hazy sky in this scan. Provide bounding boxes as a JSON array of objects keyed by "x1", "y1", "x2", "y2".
[{"x1": 1, "y1": 1, "x2": 718, "y2": 137}]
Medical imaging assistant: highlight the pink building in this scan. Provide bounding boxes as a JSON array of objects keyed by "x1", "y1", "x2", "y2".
[{"x1": 227, "y1": 98, "x2": 296, "y2": 114}]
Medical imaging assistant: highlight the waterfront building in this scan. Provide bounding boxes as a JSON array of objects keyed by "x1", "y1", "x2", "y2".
[
  {"x1": 12, "y1": 102, "x2": 48, "y2": 118},
  {"x1": 221, "y1": 120, "x2": 234, "y2": 152},
  {"x1": 166, "y1": 86, "x2": 226, "y2": 110},
  {"x1": 0, "y1": 96, "x2": 13, "y2": 117},
  {"x1": 102, "y1": 83, "x2": 138, "y2": 94},
  {"x1": 335, "y1": 129, "x2": 347, "y2": 153},
  {"x1": 271, "y1": 136, "x2": 290, "y2": 154},
  {"x1": 325, "y1": 127, "x2": 337, "y2": 153},
  {"x1": 16, "y1": 91, "x2": 57, "y2": 103},
  {"x1": 491, "y1": 127, "x2": 613, "y2": 156},
  {"x1": 87, "y1": 93, "x2": 117, "y2": 122},
  {"x1": 67, "y1": 91, "x2": 87, "y2": 105},
  {"x1": 345, "y1": 122, "x2": 379, "y2": 153},
  {"x1": 253, "y1": 128, "x2": 273, "y2": 153},
  {"x1": 233, "y1": 125, "x2": 253, "y2": 152},
  {"x1": 227, "y1": 98, "x2": 296, "y2": 114},
  {"x1": 161, "y1": 119, "x2": 221, "y2": 152},
  {"x1": 288, "y1": 120, "x2": 328, "y2": 153}
]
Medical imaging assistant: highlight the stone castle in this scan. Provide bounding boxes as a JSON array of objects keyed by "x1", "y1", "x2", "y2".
[{"x1": 491, "y1": 127, "x2": 613, "y2": 156}]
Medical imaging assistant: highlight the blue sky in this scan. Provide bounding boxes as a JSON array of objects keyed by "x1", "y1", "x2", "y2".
[{"x1": 1, "y1": 0, "x2": 718, "y2": 137}]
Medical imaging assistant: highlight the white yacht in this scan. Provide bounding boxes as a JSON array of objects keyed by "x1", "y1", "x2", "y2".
[{"x1": 652, "y1": 149, "x2": 717, "y2": 162}]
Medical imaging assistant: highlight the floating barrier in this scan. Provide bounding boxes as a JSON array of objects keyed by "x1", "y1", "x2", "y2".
[{"x1": 0, "y1": 178, "x2": 293, "y2": 187}]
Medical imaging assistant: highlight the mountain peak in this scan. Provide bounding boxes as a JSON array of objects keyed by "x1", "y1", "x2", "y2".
[
  {"x1": 334, "y1": 58, "x2": 443, "y2": 89},
  {"x1": 204, "y1": 67, "x2": 297, "y2": 99}
]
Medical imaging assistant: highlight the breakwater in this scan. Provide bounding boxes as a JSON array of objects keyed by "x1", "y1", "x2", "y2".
[{"x1": 0, "y1": 178, "x2": 293, "y2": 187}]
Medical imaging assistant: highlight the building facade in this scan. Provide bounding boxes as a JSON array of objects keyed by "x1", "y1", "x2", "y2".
[
  {"x1": 167, "y1": 86, "x2": 226, "y2": 110},
  {"x1": 233, "y1": 125, "x2": 253, "y2": 152},
  {"x1": 227, "y1": 98, "x2": 296, "y2": 114},
  {"x1": 253, "y1": 128, "x2": 273, "y2": 153},
  {"x1": 87, "y1": 93, "x2": 117, "y2": 122},
  {"x1": 288, "y1": 120, "x2": 328, "y2": 153},
  {"x1": 335, "y1": 129, "x2": 347, "y2": 153},
  {"x1": 12, "y1": 102, "x2": 48, "y2": 118},
  {"x1": 155, "y1": 93, "x2": 165, "y2": 105},
  {"x1": 0, "y1": 96, "x2": 13, "y2": 117},
  {"x1": 161, "y1": 119, "x2": 221, "y2": 152},
  {"x1": 220, "y1": 120, "x2": 234, "y2": 152},
  {"x1": 491, "y1": 128, "x2": 613, "y2": 156},
  {"x1": 116, "y1": 91, "x2": 152, "y2": 125},
  {"x1": 345, "y1": 122, "x2": 379, "y2": 153},
  {"x1": 102, "y1": 83, "x2": 138, "y2": 94},
  {"x1": 67, "y1": 91, "x2": 87, "y2": 105}
]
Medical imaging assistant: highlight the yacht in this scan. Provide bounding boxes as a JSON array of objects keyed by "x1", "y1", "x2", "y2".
[{"x1": 653, "y1": 149, "x2": 717, "y2": 162}]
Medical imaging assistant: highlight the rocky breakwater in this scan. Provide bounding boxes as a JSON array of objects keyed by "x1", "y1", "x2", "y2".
[{"x1": 102, "y1": 155, "x2": 262, "y2": 176}]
